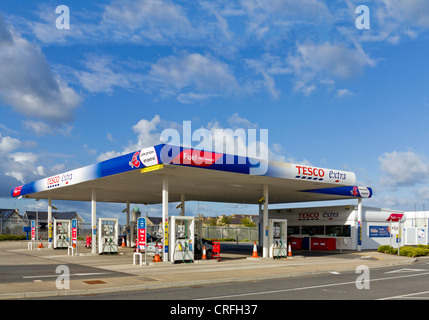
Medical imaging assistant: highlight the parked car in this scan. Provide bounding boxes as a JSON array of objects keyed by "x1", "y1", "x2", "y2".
[{"x1": 195, "y1": 237, "x2": 213, "y2": 259}]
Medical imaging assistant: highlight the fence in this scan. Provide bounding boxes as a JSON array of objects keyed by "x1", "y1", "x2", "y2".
[
  {"x1": 2, "y1": 219, "x2": 259, "y2": 243},
  {"x1": 202, "y1": 226, "x2": 258, "y2": 242},
  {"x1": 0, "y1": 217, "x2": 26, "y2": 236}
]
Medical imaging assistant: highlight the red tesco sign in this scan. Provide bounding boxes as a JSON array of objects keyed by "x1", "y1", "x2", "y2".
[
  {"x1": 72, "y1": 219, "x2": 77, "y2": 245},
  {"x1": 296, "y1": 165, "x2": 325, "y2": 177},
  {"x1": 137, "y1": 217, "x2": 146, "y2": 251}
]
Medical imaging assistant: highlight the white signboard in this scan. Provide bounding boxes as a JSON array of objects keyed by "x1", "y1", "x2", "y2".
[{"x1": 390, "y1": 223, "x2": 400, "y2": 235}]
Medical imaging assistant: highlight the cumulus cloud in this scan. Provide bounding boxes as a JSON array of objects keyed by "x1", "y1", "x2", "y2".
[
  {"x1": 0, "y1": 133, "x2": 45, "y2": 196},
  {"x1": 0, "y1": 14, "x2": 81, "y2": 123},
  {"x1": 0, "y1": 135, "x2": 21, "y2": 153},
  {"x1": 97, "y1": 115, "x2": 162, "y2": 162},
  {"x1": 379, "y1": 151, "x2": 429, "y2": 188},
  {"x1": 97, "y1": 114, "x2": 286, "y2": 167}
]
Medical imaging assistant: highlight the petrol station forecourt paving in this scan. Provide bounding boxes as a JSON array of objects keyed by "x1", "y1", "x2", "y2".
[{"x1": 11, "y1": 143, "x2": 373, "y2": 260}]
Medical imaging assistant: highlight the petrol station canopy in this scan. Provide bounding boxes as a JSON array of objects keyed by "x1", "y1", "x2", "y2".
[{"x1": 11, "y1": 144, "x2": 372, "y2": 204}]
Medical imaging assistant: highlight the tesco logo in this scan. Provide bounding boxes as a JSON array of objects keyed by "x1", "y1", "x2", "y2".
[
  {"x1": 296, "y1": 165, "x2": 325, "y2": 177},
  {"x1": 298, "y1": 212, "x2": 319, "y2": 220},
  {"x1": 47, "y1": 175, "x2": 60, "y2": 185}
]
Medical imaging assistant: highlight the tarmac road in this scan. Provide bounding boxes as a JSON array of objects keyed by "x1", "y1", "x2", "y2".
[
  {"x1": 41, "y1": 258, "x2": 429, "y2": 300},
  {"x1": 0, "y1": 240, "x2": 418, "y2": 300}
]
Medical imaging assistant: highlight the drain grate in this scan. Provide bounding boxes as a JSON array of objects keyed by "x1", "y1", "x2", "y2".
[{"x1": 83, "y1": 280, "x2": 106, "y2": 285}]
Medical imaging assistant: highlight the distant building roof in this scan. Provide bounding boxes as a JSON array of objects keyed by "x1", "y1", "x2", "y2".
[
  {"x1": 24, "y1": 211, "x2": 83, "y2": 223},
  {"x1": 147, "y1": 217, "x2": 162, "y2": 225},
  {"x1": 228, "y1": 214, "x2": 259, "y2": 225},
  {"x1": 0, "y1": 209, "x2": 21, "y2": 221}
]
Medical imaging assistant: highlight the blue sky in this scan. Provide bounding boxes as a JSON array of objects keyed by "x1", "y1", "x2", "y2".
[{"x1": 1, "y1": 0, "x2": 429, "y2": 223}]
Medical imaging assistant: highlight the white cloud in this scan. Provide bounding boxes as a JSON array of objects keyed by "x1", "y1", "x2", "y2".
[
  {"x1": 227, "y1": 113, "x2": 258, "y2": 130},
  {"x1": 106, "y1": 133, "x2": 117, "y2": 142},
  {"x1": 102, "y1": 0, "x2": 192, "y2": 42},
  {"x1": 147, "y1": 52, "x2": 240, "y2": 102},
  {"x1": 287, "y1": 41, "x2": 376, "y2": 95},
  {"x1": 23, "y1": 120, "x2": 74, "y2": 137},
  {"x1": 380, "y1": 0, "x2": 429, "y2": 28},
  {"x1": 74, "y1": 54, "x2": 139, "y2": 93},
  {"x1": 348, "y1": 0, "x2": 429, "y2": 44},
  {"x1": 417, "y1": 187, "x2": 429, "y2": 200},
  {"x1": 97, "y1": 115, "x2": 162, "y2": 162},
  {"x1": 4, "y1": 152, "x2": 45, "y2": 184},
  {"x1": 336, "y1": 88, "x2": 354, "y2": 98},
  {"x1": 295, "y1": 42, "x2": 375, "y2": 79},
  {"x1": 26, "y1": 4, "x2": 86, "y2": 44},
  {"x1": 379, "y1": 151, "x2": 429, "y2": 188},
  {"x1": 0, "y1": 135, "x2": 21, "y2": 153},
  {"x1": 97, "y1": 114, "x2": 287, "y2": 167},
  {"x1": 242, "y1": 0, "x2": 332, "y2": 38},
  {"x1": 0, "y1": 15, "x2": 81, "y2": 123},
  {"x1": 245, "y1": 54, "x2": 292, "y2": 99}
]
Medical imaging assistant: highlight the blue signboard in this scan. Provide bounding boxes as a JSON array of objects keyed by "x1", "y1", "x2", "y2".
[{"x1": 369, "y1": 226, "x2": 390, "y2": 238}]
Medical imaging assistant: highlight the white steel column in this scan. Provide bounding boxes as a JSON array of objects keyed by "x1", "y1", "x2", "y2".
[
  {"x1": 48, "y1": 198, "x2": 52, "y2": 248},
  {"x1": 258, "y1": 201, "x2": 263, "y2": 250},
  {"x1": 126, "y1": 201, "x2": 130, "y2": 247},
  {"x1": 357, "y1": 197, "x2": 362, "y2": 252},
  {"x1": 263, "y1": 184, "x2": 269, "y2": 258},
  {"x1": 91, "y1": 189, "x2": 97, "y2": 254},
  {"x1": 162, "y1": 176, "x2": 169, "y2": 262},
  {"x1": 180, "y1": 194, "x2": 185, "y2": 216}
]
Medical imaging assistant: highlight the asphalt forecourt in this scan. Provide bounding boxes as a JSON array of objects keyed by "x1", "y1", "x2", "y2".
[{"x1": 0, "y1": 240, "x2": 416, "y2": 300}]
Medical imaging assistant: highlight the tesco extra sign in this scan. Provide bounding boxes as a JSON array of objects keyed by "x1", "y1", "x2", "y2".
[
  {"x1": 298, "y1": 212, "x2": 320, "y2": 220},
  {"x1": 295, "y1": 166, "x2": 325, "y2": 177}
]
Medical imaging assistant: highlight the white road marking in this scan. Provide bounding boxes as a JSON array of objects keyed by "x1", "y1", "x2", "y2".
[
  {"x1": 378, "y1": 290, "x2": 429, "y2": 300},
  {"x1": 197, "y1": 271, "x2": 429, "y2": 300},
  {"x1": 385, "y1": 268, "x2": 428, "y2": 274},
  {"x1": 23, "y1": 272, "x2": 110, "y2": 279}
]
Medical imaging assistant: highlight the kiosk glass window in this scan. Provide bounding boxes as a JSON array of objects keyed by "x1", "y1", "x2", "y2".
[
  {"x1": 326, "y1": 225, "x2": 351, "y2": 237},
  {"x1": 288, "y1": 226, "x2": 300, "y2": 236},
  {"x1": 301, "y1": 226, "x2": 324, "y2": 236}
]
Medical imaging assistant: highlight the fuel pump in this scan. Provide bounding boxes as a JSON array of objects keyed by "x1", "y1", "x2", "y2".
[
  {"x1": 98, "y1": 218, "x2": 119, "y2": 254},
  {"x1": 268, "y1": 219, "x2": 287, "y2": 258},
  {"x1": 53, "y1": 219, "x2": 71, "y2": 249},
  {"x1": 170, "y1": 216, "x2": 195, "y2": 263}
]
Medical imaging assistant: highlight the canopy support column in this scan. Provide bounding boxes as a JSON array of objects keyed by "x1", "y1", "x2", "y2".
[
  {"x1": 91, "y1": 189, "x2": 97, "y2": 254},
  {"x1": 162, "y1": 176, "x2": 169, "y2": 262},
  {"x1": 126, "y1": 201, "x2": 130, "y2": 247},
  {"x1": 47, "y1": 198, "x2": 52, "y2": 248},
  {"x1": 263, "y1": 184, "x2": 269, "y2": 258},
  {"x1": 180, "y1": 194, "x2": 185, "y2": 216},
  {"x1": 357, "y1": 197, "x2": 362, "y2": 252}
]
